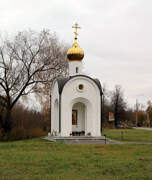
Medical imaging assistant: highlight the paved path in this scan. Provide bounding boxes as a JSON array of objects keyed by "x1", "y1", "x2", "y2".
[
  {"x1": 133, "y1": 127, "x2": 152, "y2": 131},
  {"x1": 65, "y1": 139, "x2": 152, "y2": 144},
  {"x1": 43, "y1": 136, "x2": 152, "y2": 144},
  {"x1": 44, "y1": 129, "x2": 152, "y2": 144},
  {"x1": 64, "y1": 139, "x2": 120, "y2": 144}
]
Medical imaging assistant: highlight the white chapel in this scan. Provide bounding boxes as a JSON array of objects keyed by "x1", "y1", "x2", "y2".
[{"x1": 50, "y1": 24, "x2": 103, "y2": 137}]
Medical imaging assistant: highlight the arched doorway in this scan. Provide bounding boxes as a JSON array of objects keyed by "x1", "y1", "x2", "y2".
[
  {"x1": 72, "y1": 102, "x2": 85, "y2": 135},
  {"x1": 69, "y1": 97, "x2": 93, "y2": 136}
]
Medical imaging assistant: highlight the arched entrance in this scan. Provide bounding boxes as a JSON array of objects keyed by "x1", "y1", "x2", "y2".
[
  {"x1": 65, "y1": 97, "x2": 94, "y2": 136},
  {"x1": 72, "y1": 102, "x2": 85, "y2": 135}
]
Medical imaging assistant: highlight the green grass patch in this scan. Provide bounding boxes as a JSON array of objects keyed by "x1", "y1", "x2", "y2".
[
  {"x1": 0, "y1": 138, "x2": 152, "y2": 179},
  {"x1": 103, "y1": 128, "x2": 152, "y2": 142}
]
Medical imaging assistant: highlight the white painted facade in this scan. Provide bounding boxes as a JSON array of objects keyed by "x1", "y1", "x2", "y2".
[
  {"x1": 69, "y1": 61, "x2": 82, "y2": 76},
  {"x1": 51, "y1": 75, "x2": 102, "y2": 137},
  {"x1": 51, "y1": 80, "x2": 59, "y2": 135},
  {"x1": 50, "y1": 25, "x2": 102, "y2": 137}
]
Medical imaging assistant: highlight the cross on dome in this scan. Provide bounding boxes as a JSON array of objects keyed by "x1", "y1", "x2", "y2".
[
  {"x1": 72, "y1": 23, "x2": 80, "y2": 39},
  {"x1": 67, "y1": 23, "x2": 84, "y2": 61}
]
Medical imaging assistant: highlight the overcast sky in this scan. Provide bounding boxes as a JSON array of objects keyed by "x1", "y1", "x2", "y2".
[{"x1": 0, "y1": 0, "x2": 152, "y2": 108}]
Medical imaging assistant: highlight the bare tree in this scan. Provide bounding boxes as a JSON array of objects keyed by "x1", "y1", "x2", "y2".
[
  {"x1": 110, "y1": 85, "x2": 127, "y2": 127},
  {"x1": 0, "y1": 30, "x2": 68, "y2": 133}
]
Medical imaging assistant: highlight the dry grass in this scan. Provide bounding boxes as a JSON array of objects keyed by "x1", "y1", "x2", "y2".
[{"x1": 0, "y1": 128, "x2": 47, "y2": 141}]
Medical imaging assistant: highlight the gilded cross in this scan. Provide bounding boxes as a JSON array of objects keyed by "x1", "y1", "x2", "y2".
[{"x1": 72, "y1": 23, "x2": 80, "y2": 39}]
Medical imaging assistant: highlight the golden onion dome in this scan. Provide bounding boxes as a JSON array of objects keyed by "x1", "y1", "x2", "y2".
[
  {"x1": 67, "y1": 39, "x2": 84, "y2": 61},
  {"x1": 67, "y1": 23, "x2": 84, "y2": 61}
]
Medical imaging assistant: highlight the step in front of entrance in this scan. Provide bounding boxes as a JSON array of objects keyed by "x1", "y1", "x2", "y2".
[{"x1": 43, "y1": 136, "x2": 106, "y2": 142}]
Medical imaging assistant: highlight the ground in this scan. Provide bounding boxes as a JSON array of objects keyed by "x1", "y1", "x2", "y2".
[{"x1": 0, "y1": 129, "x2": 152, "y2": 179}]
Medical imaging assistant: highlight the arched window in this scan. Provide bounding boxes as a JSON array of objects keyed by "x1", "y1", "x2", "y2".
[{"x1": 76, "y1": 67, "x2": 79, "y2": 73}]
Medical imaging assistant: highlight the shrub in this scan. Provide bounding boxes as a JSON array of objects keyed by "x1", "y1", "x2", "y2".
[{"x1": 0, "y1": 103, "x2": 49, "y2": 141}]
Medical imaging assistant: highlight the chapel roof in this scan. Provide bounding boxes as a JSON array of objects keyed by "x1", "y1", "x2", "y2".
[{"x1": 56, "y1": 75, "x2": 102, "y2": 95}]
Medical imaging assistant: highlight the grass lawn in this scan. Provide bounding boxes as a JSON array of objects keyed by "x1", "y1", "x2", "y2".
[
  {"x1": 0, "y1": 138, "x2": 152, "y2": 179},
  {"x1": 103, "y1": 128, "x2": 152, "y2": 142}
]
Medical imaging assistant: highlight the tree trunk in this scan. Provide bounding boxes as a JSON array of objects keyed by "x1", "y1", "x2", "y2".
[
  {"x1": 2, "y1": 107, "x2": 12, "y2": 133},
  {"x1": 0, "y1": 114, "x2": 2, "y2": 129},
  {"x1": 114, "y1": 114, "x2": 118, "y2": 127},
  {"x1": 114, "y1": 106, "x2": 118, "y2": 128}
]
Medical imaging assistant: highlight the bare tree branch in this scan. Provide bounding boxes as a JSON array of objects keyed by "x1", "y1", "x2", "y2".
[{"x1": 0, "y1": 29, "x2": 68, "y2": 132}]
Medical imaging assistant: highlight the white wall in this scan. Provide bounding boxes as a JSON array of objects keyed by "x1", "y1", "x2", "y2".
[
  {"x1": 69, "y1": 61, "x2": 82, "y2": 76},
  {"x1": 51, "y1": 80, "x2": 59, "y2": 134},
  {"x1": 54, "y1": 99, "x2": 59, "y2": 132},
  {"x1": 61, "y1": 76, "x2": 101, "y2": 137}
]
